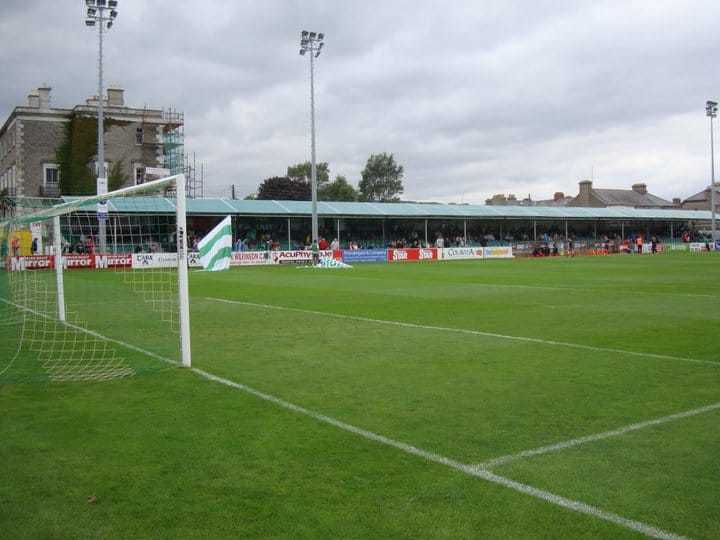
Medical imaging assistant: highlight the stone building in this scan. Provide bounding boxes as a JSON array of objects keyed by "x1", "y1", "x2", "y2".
[
  {"x1": 568, "y1": 180, "x2": 676, "y2": 209},
  {"x1": 0, "y1": 86, "x2": 183, "y2": 197},
  {"x1": 681, "y1": 185, "x2": 720, "y2": 213}
]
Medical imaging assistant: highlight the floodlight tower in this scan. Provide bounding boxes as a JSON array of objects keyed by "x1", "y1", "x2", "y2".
[
  {"x1": 85, "y1": 0, "x2": 119, "y2": 253},
  {"x1": 707, "y1": 100, "x2": 718, "y2": 246},
  {"x1": 299, "y1": 30, "x2": 325, "y2": 250}
]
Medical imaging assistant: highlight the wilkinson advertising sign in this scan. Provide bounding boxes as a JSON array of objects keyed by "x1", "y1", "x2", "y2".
[
  {"x1": 231, "y1": 251, "x2": 273, "y2": 266},
  {"x1": 387, "y1": 248, "x2": 438, "y2": 262}
]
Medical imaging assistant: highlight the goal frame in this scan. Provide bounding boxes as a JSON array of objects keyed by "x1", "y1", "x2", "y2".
[{"x1": 2, "y1": 173, "x2": 192, "y2": 368}]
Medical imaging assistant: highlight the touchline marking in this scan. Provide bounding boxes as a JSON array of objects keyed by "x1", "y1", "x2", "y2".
[
  {"x1": 477, "y1": 401, "x2": 720, "y2": 469},
  {"x1": 0, "y1": 298, "x2": 691, "y2": 538},
  {"x1": 205, "y1": 297, "x2": 718, "y2": 368}
]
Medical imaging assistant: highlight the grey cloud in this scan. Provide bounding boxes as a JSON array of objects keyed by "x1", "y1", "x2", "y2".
[{"x1": 1, "y1": 1, "x2": 719, "y2": 201}]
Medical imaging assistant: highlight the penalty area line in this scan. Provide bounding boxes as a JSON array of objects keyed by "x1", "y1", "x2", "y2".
[
  {"x1": 477, "y1": 401, "x2": 720, "y2": 470},
  {"x1": 205, "y1": 297, "x2": 718, "y2": 368},
  {"x1": 2, "y1": 298, "x2": 686, "y2": 539}
]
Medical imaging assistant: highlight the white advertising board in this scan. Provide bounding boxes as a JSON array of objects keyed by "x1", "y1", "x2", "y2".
[
  {"x1": 231, "y1": 251, "x2": 274, "y2": 266},
  {"x1": 440, "y1": 247, "x2": 484, "y2": 260}
]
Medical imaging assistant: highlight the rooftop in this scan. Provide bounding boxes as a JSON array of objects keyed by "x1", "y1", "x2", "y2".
[{"x1": 60, "y1": 196, "x2": 714, "y2": 221}]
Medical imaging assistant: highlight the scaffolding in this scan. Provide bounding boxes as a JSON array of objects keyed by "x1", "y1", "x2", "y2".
[{"x1": 162, "y1": 108, "x2": 204, "y2": 198}]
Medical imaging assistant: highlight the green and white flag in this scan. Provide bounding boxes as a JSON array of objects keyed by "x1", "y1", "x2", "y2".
[{"x1": 198, "y1": 216, "x2": 232, "y2": 271}]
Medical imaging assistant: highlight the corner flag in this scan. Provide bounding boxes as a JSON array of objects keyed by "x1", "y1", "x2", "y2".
[{"x1": 198, "y1": 216, "x2": 232, "y2": 271}]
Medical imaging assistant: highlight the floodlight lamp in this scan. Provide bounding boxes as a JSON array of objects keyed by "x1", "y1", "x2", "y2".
[
  {"x1": 107, "y1": 20, "x2": 113, "y2": 29},
  {"x1": 300, "y1": 49, "x2": 306, "y2": 55},
  {"x1": 85, "y1": 0, "x2": 96, "y2": 6},
  {"x1": 85, "y1": 19, "x2": 96, "y2": 26},
  {"x1": 110, "y1": 9, "x2": 118, "y2": 17},
  {"x1": 108, "y1": 0, "x2": 118, "y2": 6},
  {"x1": 96, "y1": 0, "x2": 107, "y2": 6},
  {"x1": 318, "y1": 33, "x2": 324, "y2": 40},
  {"x1": 302, "y1": 30, "x2": 309, "y2": 37},
  {"x1": 309, "y1": 31, "x2": 316, "y2": 39},
  {"x1": 87, "y1": 7, "x2": 96, "y2": 16}
]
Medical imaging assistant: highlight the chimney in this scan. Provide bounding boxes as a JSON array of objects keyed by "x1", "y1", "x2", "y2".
[
  {"x1": 672, "y1": 198, "x2": 681, "y2": 206},
  {"x1": 27, "y1": 91, "x2": 40, "y2": 108},
  {"x1": 631, "y1": 183, "x2": 647, "y2": 195},
  {"x1": 578, "y1": 179, "x2": 592, "y2": 198},
  {"x1": 37, "y1": 85, "x2": 51, "y2": 110},
  {"x1": 107, "y1": 86, "x2": 124, "y2": 107},
  {"x1": 553, "y1": 192, "x2": 564, "y2": 201}
]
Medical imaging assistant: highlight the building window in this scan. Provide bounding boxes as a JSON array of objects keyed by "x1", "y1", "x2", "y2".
[
  {"x1": 134, "y1": 163, "x2": 145, "y2": 185},
  {"x1": 136, "y1": 127, "x2": 143, "y2": 145},
  {"x1": 43, "y1": 163, "x2": 60, "y2": 186}
]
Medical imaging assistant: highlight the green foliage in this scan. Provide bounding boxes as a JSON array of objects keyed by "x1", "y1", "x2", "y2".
[
  {"x1": 108, "y1": 160, "x2": 128, "y2": 192},
  {"x1": 287, "y1": 161, "x2": 330, "y2": 188},
  {"x1": 319, "y1": 175, "x2": 358, "y2": 201},
  {"x1": 359, "y1": 152, "x2": 404, "y2": 201},
  {"x1": 0, "y1": 188, "x2": 14, "y2": 219},
  {"x1": 56, "y1": 113, "x2": 130, "y2": 195},
  {"x1": 257, "y1": 176, "x2": 311, "y2": 200}
]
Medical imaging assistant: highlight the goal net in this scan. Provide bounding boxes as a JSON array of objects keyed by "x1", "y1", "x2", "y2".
[{"x1": 0, "y1": 175, "x2": 191, "y2": 383}]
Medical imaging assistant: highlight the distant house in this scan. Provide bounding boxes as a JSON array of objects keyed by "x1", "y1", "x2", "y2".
[
  {"x1": 568, "y1": 180, "x2": 676, "y2": 209},
  {"x1": 681, "y1": 186, "x2": 720, "y2": 213},
  {"x1": 534, "y1": 192, "x2": 574, "y2": 207},
  {"x1": 485, "y1": 191, "x2": 572, "y2": 207}
]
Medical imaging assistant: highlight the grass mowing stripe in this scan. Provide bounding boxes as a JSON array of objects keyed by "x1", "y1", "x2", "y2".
[
  {"x1": 1, "y1": 301, "x2": 687, "y2": 539},
  {"x1": 478, "y1": 401, "x2": 720, "y2": 469},
  {"x1": 205, "y1": 297, "x2": 719, "y2": 368}
]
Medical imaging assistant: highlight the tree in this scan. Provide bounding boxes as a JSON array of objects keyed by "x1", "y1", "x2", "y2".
[
  {"x1": 319, "y1": 175, "x2": 358, "y2": 202},
  {"x1": 358, "y1": 153, "x2": 404, "y2": 202},
  {"x1": 287, "y1": 161, "x2": 330, "y2": 189},
  {"x1": 256, "y1": 176, "x2": 311, "y2": 200}
]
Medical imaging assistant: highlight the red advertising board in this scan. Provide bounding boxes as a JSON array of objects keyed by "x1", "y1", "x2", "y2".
[
  {"x1": 7, "y1": 256, "x2": 54, "y2": 271},
  {"x1": 387, "y1": 248, "x2": 438, "y2": 262},
  {"x1": 7, "y1": 253, "x2": 133, "y2": 271},
  {"x1": 63, "y1": 254, "x2": 95, "y2": 270},
  {"x1": 93, "y1": 253, "x2": 133, "y2": 269}
]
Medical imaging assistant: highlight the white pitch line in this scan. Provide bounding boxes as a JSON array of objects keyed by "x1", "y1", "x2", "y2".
[
  {"x1": 477, "y1": 401, "x2": 720, "y2": 470},
  {"x1": 191, "y1": 367, "x2": 685, "y2": 540},
  {"x1": 205, "y1": 297, "x2": 719, "y2": 368},
  {"x1": 0, "y1": 298, "x2": 692, "y2": 538}
]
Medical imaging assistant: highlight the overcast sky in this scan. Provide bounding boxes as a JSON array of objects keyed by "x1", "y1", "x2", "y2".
[{"x1": 1, "y1": 1, "x2": 719, "y2": 202}]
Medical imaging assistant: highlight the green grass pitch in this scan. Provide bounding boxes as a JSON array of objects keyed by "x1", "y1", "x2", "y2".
[{"x1": 1, "y1": 253, "x2": 719, "y2": 539}]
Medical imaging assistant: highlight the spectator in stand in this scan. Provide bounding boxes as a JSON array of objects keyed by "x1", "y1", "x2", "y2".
[
  {"x1": 330, "y1": 237, "x2": 340, "y2": 250},
  {"x1": 86, "y1": 236, "x2": 95, "y2": 254},
  {"x1": 234, "y1": 237, "x2": 245, "y2": 252},
  {"x1": 651, "y1": 236, "x2": 658, "y2": 254},
  {"x1": 435, "y1": 234, "x2": 444, "y2": 249},
  {"x1": 10, "y1": 235, "x2": 20, "y2": 256},
  {"x1": 318, "y1": 237, "x2": 330, "y2": 250},
  {"x1": 635, "y1": 235, "x2": 643, "y2": 254},
  {"x1": 31, "y1": 238, "x2": 38, "y2": 255}
]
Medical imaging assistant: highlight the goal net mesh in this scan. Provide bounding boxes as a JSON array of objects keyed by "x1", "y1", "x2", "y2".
[{"x1": 0, "y1": 176, "x2": 188, "y2": 383}]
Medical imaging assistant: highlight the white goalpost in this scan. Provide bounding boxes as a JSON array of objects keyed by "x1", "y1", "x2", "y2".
[{"x1": 0, "y1": 174, "x2": 191, "y2": 383}]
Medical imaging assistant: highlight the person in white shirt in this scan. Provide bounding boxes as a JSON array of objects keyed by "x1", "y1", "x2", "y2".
[
  {"x1": 330, "y1": 238, "x2": 340, "y2": 250},
  {"x1": 435, "y1": 234, "x2": 444, "y2": 249}
]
